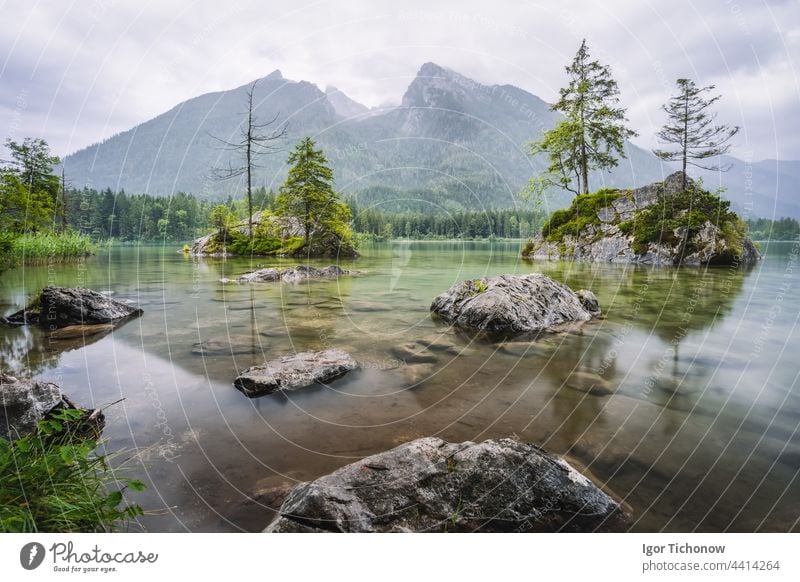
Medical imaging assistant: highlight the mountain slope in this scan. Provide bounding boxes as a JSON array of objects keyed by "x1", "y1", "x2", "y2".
[{"x1": 62, "y1": 63, "x2": 798, "y2": 218}]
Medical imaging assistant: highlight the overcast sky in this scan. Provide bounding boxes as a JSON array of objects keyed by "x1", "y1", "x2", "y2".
[{"x1": 2, "y1": 0, "x2": 798, "y2": 160}]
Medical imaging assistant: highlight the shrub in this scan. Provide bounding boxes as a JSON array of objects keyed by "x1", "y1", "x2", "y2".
[
  {"x1": 541, "y1": 188, "x2": 622, "y2": 242},
  {"x1": 629, "y1": 185, "x2": 743, "y2": 256},
  {"x1": 0, "y1": 408, "x2": 144, "y2": 533}
]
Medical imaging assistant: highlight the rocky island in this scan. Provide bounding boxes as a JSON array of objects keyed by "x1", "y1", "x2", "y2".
[{"x1": 522, "y1": 172, "x2": 761, "y2": 266}]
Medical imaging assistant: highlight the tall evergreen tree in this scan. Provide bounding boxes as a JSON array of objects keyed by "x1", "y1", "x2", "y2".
[
  {"x1": 275, "y1": 137, "x2": 352, "y2": 251},
  {"x1": 529, "y1": 40, "x2": 636, "y2": 195},
  {"x1": 653, "y1": 78, "x2": 740, "y2": 189}
]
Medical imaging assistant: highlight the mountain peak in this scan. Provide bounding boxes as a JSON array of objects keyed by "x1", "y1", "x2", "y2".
[
  {"x1": 263, "y1": 69, "x2": 283, "y2": 81},
  {"x1": 325, "y1": 85, "x2": 369, "y2": 118},
  {"x1": 416, "y1": 62, "x2": 450, "y2": 78}
]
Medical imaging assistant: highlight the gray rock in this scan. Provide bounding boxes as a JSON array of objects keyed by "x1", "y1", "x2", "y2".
[
  {"x1": 596, "y1": 207, "x2": 617, "y2": 223},
  {"x1": 0, "y1": 373, "x2": 63, "y2": 439},
  {"x1": 575, "y1": 289, "x2": 601, "y2": 316},
  {"x1": 264, "y1": 437, "x2": 627, "y2": 532},
  {"x1": 430, "y1": 273, "x2": 601, "y2": 337},
  {"x1": 234, "y1": 349, "x2": 359, "y2": 397},
  {"x1": 0, "y1": 374, "x2": 104, "y2": 440},
  {"x1": 4, "y1": 287, "x2": 142, "y2": 329},
  {"x1": 226, "y1": 265, "x2": 349, "y2": 284}
]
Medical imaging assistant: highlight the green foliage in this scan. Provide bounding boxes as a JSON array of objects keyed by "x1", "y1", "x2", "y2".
[
  {"x1": 628, "y1": 184, "x2": 743, "y2": 256},
  {"x1": 0, "y1": 138, "x2": 60, "y2": 233},
  {"x1": 62, "y1": 188, "x2": 219, "y2": 242},
  {"x1": 472, "y1": 280, "x2": 488, "y2": 294},
  {"x1": 540, "y1": 188, "x2": 622, "y2": 242},
  {"x1": 746, "y1": 217, "x2": 800, "y2": 241},
  {"x1": 276, "y1": 137, "x2": 354, "y2": 254},
  {"x1": 225, "y1": 229, "x2": 283, "y2": 256},
  {"x1": 527, "y1": 40, "x2": 636, "y2": 195},
  {"x1": 0, "y1": 409, "x2": 144, "y2": 533},
  {"x1": 9, "y1": 232, "x2": 96, "y2": 263},
  {"x1": 348, "y1": 199, "x2": 541, "y2": 240},
  {"x1": 208, "y1": 204, "x2": 236, "y2": 231}
]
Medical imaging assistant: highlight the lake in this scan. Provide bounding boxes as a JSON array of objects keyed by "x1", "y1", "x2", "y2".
[{"x1": 1, "y1": 240, "x2": 799, "y2": 532}]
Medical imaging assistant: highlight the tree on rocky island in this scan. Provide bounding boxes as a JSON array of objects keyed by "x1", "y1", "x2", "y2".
[
  {"x1": 653, "y1": 78, "x2": 740, "y2": 189},
  {"x1": 276, "y1": 137, "x2": 355, "y2": 257},
  {"x1": 526, "y1": 39, "x2": 636, "y2": 197},
  {"x1": 208, "y1": 80, "x2": 286, "y2": 243}
]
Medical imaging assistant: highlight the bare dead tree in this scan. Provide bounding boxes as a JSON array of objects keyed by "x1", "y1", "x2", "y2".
[{"x1": 208, "y1": 80, "x2": 287, "y2": 242}]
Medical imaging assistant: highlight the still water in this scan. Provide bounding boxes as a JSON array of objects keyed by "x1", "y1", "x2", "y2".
[{"x1": 1, "y1": 241, "x2": 799, "y2": 532}]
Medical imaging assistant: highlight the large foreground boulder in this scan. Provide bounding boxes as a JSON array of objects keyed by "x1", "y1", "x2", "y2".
[
  {"x1": 430, "y1": 273, "x2": 600, "y2": 336},
  {"x1": 265, "y1": 437, "x2": 627, "y2": 532},
  {"x1": 224, "y1": 265, "x2": 350, "y2": 284},
  {"x1": 234, "y1": 349, "x2": 359, "y2": 397},
  {"x1": 0, "y1": 373, "x2": 104, "y2": 439},
  {"x1": 4, "y1": 287, "x2": 142, "y2": 329}
]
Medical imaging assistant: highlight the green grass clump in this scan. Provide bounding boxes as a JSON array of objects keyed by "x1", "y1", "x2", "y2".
[
  {"x1": 541, "y1": 188, "x2": 622, "y2": 242},
  {"x1": 10, "y1": 231, "x2": 96, "y2": 263},
  {"x1": 629, "y1": 185, "x2": 743, "y2": 257},
  {"x1": 0, "y1": 408, "x2": 145, "y2": 533}
]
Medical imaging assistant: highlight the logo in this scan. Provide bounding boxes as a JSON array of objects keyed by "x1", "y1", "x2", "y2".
[{"x1": 20, "y1": 542, "x2": 46, "y2": 570}]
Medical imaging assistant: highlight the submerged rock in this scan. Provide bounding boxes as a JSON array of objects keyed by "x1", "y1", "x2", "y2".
[
  {"x1": 223, "y1": 265, "x2": 350, "y2": 284},
  {"x1": 430, "y1": 273, "x2": 600, "y2": 337},
  {"x1": 47, "y1": 323, "x2": 116, "y2": 340},
  {"x1": 0, "y1": 373, "x2": 104, "y2": 440},
  {"x1": 4, "y1": 287, "x2": 142, "y2": 330},
  {"x1": 265, "y1": 437, "x2": 627, "y2": 532},
  {"x1": 234, "y1": 349, "x2": 359, "y2": 397}
]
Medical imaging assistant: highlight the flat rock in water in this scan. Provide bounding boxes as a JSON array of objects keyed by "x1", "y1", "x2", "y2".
[
  {"x1": 226, "y1": 265, "x2": 350, "y2": 284},
  {"x1": 430, "y1": 273, "x2": 600, "y2": 337},
  {"x1": 5, "y1": 287, "x2": 142, "y2": 329},
  {"x1": 192, "y1": 338, "x2": 265, "y2": 356},
  {"x1": 265, "y1": 437, "x2": 627, "y2": 532},
  {"x1": 563, "y1": 371, "x2": 615, "y2": 396},
  {"x1": 234, "y1": 349, "x2": 359, "y2": 397}
]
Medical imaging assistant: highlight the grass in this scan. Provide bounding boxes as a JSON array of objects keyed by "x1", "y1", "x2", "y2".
[
  {"x1": 0, "y1": 408, "x2": 145, "y2": 533},
  {"x1": 6, "y1": 231, "x2": 96, "y2": 264}
]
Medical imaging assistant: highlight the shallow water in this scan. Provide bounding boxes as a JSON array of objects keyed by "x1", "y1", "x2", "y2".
[{"x1": 1, "y1": 240, "x2": 799, "y2": 532}]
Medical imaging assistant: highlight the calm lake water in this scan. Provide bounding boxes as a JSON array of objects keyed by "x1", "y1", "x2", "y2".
[{"x1": 1, "y1": 240, "x2": 799, "y2": 532}]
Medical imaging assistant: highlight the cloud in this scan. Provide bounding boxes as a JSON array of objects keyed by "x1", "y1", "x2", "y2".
[{"x1": 1, "y1": 0, "x2": 798, "y2": 160}]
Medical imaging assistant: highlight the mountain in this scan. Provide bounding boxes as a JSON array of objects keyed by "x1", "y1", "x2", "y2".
[
  {"x1": 62, "y1": 63, "x2": 799, "y2": 218},
  {"x1": 325, "y1": 86, "x2": 369, "y2": 118}
]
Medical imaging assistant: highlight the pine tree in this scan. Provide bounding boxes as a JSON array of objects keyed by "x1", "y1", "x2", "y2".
[
  {"x1": 653, "y1": 78, "x2": 740, "y2": 189},
  {"x1": 275, "y1": 137, "x2": 352, "y2": 253},
  {"x1": 528, "y1": 40, "x2": 636, "y2": 195}
]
